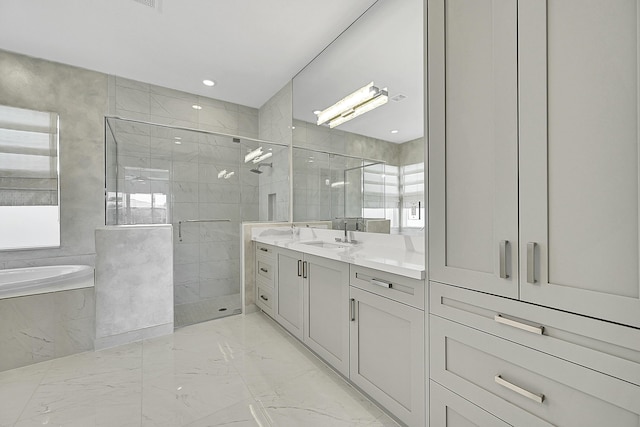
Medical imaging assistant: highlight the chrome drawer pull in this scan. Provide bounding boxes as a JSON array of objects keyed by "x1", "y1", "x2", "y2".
[
  {"x1": 260, "y1": 267, "x2": 268, "y2": 273},
  {"x1": 527, "y1": 242, "x2": 537, "y2": 283},
  {"x1": 495, "y1": 375, "x2": 544, "y2": 404},
  {"x1": 499, "y1": 240, "x2": 509, "y2": 279},
  {"x1": 259, "y1": 247, "x2": 268, "y2": 252},
  {"x1": 494, "y1": 314, "x2": 544, "y2": 335},
  {"x1": 260, "y1": 295, "x2": 269, "y2": 302},
  {"x1": 371, "y1": 278, "x2": 392, "y2": 289}
]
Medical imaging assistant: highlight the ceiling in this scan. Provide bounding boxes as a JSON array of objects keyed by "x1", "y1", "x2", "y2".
[{"x1": 0, "y1": 0, "x2": 378, "y2": 109}]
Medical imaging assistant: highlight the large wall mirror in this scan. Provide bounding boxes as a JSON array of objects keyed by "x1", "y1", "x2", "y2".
[
  {"x1": 292, "y1": 0, "x2": 424, "y2": 235},
  {"x1": 0, "y1": 105, "x2": 60, "y2": 250}
]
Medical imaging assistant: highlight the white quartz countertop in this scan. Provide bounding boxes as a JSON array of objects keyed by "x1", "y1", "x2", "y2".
[{"x1": 252, "y1": 226, "x2": 426, "y2": 280}]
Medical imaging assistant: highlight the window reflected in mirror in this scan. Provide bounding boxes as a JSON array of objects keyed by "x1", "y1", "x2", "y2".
[{"x1": 0, "y1": 105, "x2": 60, "y2": 250}]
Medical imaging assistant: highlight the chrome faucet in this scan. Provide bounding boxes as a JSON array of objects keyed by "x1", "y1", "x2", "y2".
[{"x1": 335, "y1": 220, "x2": 358, "y2": 244}]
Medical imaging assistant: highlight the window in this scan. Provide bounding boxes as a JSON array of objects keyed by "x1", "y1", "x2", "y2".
[{"x1": 0, "y1": 105, "x2": 60, "y2": 249}]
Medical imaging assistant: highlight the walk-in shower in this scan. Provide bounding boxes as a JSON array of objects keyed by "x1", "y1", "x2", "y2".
[{"x1": 105, "y1": 117, "x2": 289, "y2": 327}]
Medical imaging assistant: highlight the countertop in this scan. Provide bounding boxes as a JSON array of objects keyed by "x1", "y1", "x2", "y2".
[{"x1": 252, "y1": 226, "x2": 426, "y2": 280}]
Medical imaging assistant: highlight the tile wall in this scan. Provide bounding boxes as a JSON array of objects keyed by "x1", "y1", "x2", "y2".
[{"x1": 0, "y1": 287, "x2": 95, "y2": 372}]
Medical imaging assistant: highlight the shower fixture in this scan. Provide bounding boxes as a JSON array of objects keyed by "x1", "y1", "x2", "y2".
[{"x1": 250, "y1": 163, "x2": 272, "y2": 174}]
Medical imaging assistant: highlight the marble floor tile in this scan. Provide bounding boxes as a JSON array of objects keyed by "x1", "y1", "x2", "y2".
[{"x1": 1, "y1": 312, "x2": 398, "y2": 427}]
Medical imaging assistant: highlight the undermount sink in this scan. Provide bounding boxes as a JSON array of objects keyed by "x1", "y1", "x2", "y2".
[{"x1": 301, "y1": 241, "x2": 351, "y2": 250}]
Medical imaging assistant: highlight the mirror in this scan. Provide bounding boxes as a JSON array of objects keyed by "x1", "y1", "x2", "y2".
[
  {"x1": 0, "y1": 105, "x2": 60, "y2": 250},
  {"x1": 292, "y1": 0, "x2": 424, "y2": 234}
]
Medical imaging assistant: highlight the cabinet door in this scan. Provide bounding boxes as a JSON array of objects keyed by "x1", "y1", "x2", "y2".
[
  {"x1": 350, "y1": 286, "x2": 425, "y2": 427},
  {"x1": 428, "y1": 0, "x2": 519, "y2": 297},
  {"x1": 275, "y1": 248, "x2": 303, "y2": 340},
  {"x1": 430, "y1": 381, "x2": 512, "y2": 427},
  {"x1": 519, "y1": 0, "x2": 640, "y2": 328},
  {"x1": 303, "y1": 254, "x2": 350, "y2": 377}
]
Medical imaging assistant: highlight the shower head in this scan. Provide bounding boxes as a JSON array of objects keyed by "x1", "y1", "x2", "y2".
[{"x1": 250, "y1": 163, "x2": 272, "y2": 174}]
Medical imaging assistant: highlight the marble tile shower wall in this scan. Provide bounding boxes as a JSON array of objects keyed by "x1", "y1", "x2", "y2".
[
  {"x1": 107, "y1": 79, "x2": 264, "y2": 308},
  {"x1": 258, "y1": 82, "x2": 293, "y2": 222}
]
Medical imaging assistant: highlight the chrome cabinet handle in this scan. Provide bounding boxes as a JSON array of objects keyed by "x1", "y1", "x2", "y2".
[
  {"x1": 260, "y1": 267, "x2": 268, "y2": 273},
  {"x1": 371, "y1": 278, "x2": 392, "y2": 289},
  {"x1": 495, "y1": 375, "x2": 544, "y2": 404},
  {"x1": 499, "y1": 240, "x2": 509, "y2": 279},
  {"x1": 350, "y1": 298, "x2": 356, "y2": 321},
  {"x1": 527, "y1": 242, "x2": 537, "y2": 283},
  {"x1": 260, "y1": 295, "x2": 268, "y2": 302},
  {"x1": 303, "y1": 261, "x2": 308, "y2": 279},
  {"x1": 297, "y1": 260, "x2": 302, "y2": 277},
  {"x1": 494, "y1": 314, "x2": 544, "y2": 335},
  {"x1": 259, "y1": 247, "x2": 268, "y2": 252}
]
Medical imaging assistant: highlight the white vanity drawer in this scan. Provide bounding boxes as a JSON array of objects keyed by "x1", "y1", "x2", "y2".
[
  {"x1": 430, "y1": 381, "x2": 512, "y2": 427},
  {"x1": 430, "y1": 315, "x2": 640, "y2": 427},
  {"x1": 430, "y1": 281, "x2": 640, "y2": 387},
  {"x1": 255, "y1": 243, "x2": 275, "y2": 258},
  {"x1": 256, "y1": 259, "x2": 274, "y2": 282},
  {"x1": 350, "y1": 265, "x2": 424, "y2": 310},
  {"x1": 256, "y1": 281, "x2": 274, "y2": 318}
]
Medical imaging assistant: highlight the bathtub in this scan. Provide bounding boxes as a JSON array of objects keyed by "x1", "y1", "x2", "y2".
[
  {"x1": 0, "y1": 264, "x2": 95, "y2": 372},
  {"x1": 0, "y1": 264, "x2": 94, "y2": 300}
]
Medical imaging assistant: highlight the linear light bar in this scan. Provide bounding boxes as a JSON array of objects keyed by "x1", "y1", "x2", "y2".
[
  {"x1": 328, "y1": 89, "x2": 388, "y2": 129},
  {"x1": 315, "y1": 82, "x2": 388, "y2": 128},
  {"x1": 244, "y1": 147, "x2": 263, "y2": 163}
]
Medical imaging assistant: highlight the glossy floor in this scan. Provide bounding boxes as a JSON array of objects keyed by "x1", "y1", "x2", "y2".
[{"x1": 0, "y1": 312, "x2": 399, "y2": 427}]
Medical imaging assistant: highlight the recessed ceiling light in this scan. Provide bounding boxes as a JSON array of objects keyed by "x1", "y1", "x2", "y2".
[
  {"x1": 192, "y1": 105, "x2": 202, "y2": 110},
  {"x1": 391, "y1": 130, "x2": 399, "y2": 134},
  {"x1": 174, "y1": 136, "x2": 182, "y2": 140},
  {"x1": 313, "y1": 110, "x2": 321, "y2": 115},
  {"x1": 203, "y1": 79, "x2": 215, "y2": 87},
  {"x1": 174, "y1": 141, "x2": 182, "y2": 145}
]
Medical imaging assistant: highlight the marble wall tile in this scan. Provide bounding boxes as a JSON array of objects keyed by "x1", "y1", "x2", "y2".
[
  {"x1": 116, "y1": 86, "x2": 150, "y2": 115},
  {"x1": 172, "y1": 161, "x2": 199, "y2": 182},
  {"x1": 151, "y1": 93, "x2": 199, "y2": 123},
  {"x1": 174, "y1": 262, "x2": 199, "y2": 285},
  {"x1": 198, "y1": 183, "x2": 241, "y2": 204},
  {"x1": 0, "y1": 287, "x2": 95, "y2": 372},
  {"x1": 95, "y1": 226, "x2": 173, "y2": 345},
  {"x1": 199, "y1": 241, "x2": 240, "y2": 262},
  {"x1": 174, "y1": 243, "x2": 199, "y2": 265},
  {"x1": 199, "y1": 277, "x2": 240, "y2": 299}
]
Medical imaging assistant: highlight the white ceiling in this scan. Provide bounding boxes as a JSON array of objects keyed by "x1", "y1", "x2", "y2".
[{"x1": 0, "y1": 0, "x2": 377, "y2": 109}]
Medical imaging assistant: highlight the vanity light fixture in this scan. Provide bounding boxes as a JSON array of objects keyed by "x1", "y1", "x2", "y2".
[
  {"x1": 217, "y1": 169, "x2": 227, "y2": 179},
  {"x1": 192, "y1": 104, "x2": 203, "y2": 110},
  {"x1": 252, "y1": 152, "x2": 273, "y2": 164},
  {"x1": 315, "y1": 82, "x2": 388, "y2": 129},
  {"x1": 202, "y1": 79, "x2": 215, "y2": 87},
  {"x1": 244, "y1": 147, "x2": 263, "y2": 163},
  {"x1": 391, "y1": 130, "x2": 399, "y2": 134}
]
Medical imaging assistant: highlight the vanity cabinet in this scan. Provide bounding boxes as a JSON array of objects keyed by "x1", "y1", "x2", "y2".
[
  {"x1": 255, "y1": 243, "x2": 276, "y2": 318},
  {"x1": 274, "y1": 247, "x2": 304, "y2": 340},
  {"x1": 274, "y1": 247, "x2": 350, "y2": 376},
  {"x1": 428, "y1": 0, "x2": 640, "y2": 327},
  {"x1": 349, "y1": 266, "x2": 425, "y2": 427},
  {"x1": 430, "y1": 381, "x2": 511, "y2": 427},
  {"x1": 430, "y1": 315, "x2": 640, "y2": 427}
]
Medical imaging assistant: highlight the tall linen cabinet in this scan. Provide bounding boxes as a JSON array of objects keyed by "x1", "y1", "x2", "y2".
[{"x1": 428, "y1": 0, "x2": 640, "y2": 425}]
